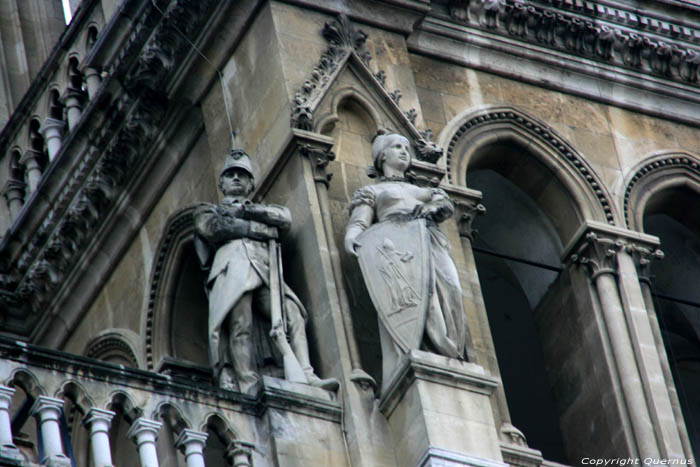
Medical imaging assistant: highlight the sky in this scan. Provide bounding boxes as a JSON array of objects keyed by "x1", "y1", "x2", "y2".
[{"x1": 62, "y1": 0, "x2": 72, "y2": 24}]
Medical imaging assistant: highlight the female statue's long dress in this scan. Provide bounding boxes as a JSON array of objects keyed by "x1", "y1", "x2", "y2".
[{"x1": 346, "y1": 179, "x2": 467, "y2": 388}]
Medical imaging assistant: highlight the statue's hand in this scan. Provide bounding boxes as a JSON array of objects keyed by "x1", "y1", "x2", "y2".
[
  {"x1": 345, "y1": 237, "x2": 361, "y2": 257},
  {"x1": 248, "y1": 220, "x2": 279, "y2": 240}
]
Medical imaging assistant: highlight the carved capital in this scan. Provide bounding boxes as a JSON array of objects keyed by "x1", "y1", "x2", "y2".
[
  {"x1": 569, "y1": 231, "x2": 621, "y2": 279},
  {"x1": 624, "y1": 243, "x2": 664, "y2": 284},
  {"x1": 443, "y1": 185, "x2": 485, "y2": 240},
  {"x1": 563, "y1": 222, "x2": 661, "y2": 281},
  {"x1": 405, "y1": 159, "x2": 446, "y2": 187},
  {"x1": 226, "y1": 440, "x2": 255, "y2": 467},
  {"x1": 299, "y1": 143, "x2": 336, "y2": 187}
]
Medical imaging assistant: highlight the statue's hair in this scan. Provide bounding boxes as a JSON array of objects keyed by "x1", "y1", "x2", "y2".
[{"x1": 368, "y1": 129, "x2": 410, "y2": 178}]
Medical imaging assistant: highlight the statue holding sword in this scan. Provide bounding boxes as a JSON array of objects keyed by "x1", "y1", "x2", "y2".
[{"x1": 194, "y1": 148, "x2": 339, "y2": 395}]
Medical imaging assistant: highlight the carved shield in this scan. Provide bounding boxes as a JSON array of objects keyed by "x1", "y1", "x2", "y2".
[{"x1": 357, "y1": 219, "x2": 431, "y2": 353}]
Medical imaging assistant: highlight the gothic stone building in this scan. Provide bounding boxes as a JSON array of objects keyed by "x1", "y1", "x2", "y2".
[{"x1": 0, "y1": 0, "x2": 698, "y2": 465}]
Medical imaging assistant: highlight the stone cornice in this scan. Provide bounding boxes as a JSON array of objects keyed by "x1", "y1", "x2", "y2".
[
  {"x1": 0, "y1": 0, "x2": 217, "y2": 337},
  {"x1": 444, "y1": 0, "x2": 700, "y2": 86}
]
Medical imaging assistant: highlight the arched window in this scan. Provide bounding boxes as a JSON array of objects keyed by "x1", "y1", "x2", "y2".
[
  {"x1": 624, "y1": 153, "x2": 700, "y2": 457},
  {"x1": 446, "y1": 107, "x2": 615, "y2": 463}
]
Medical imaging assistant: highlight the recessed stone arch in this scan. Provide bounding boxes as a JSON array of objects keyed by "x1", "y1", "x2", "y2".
[
  {"x1": 7, "y1": 368, "x2": 45, "y2": 399},
  {"x1": 622, "y1": 151, "x2": 700, "y2": 232},
  {"x1": 84, "y1": 328, "x2": 141, "y2": 368},
  {"x1": 440, "y1": 106, "x2": 615, "y2": 240},
  {"x1": 154, "y1": 402, "x2": 191, "y2": 434},
  {"x1": 316, "y1": 87, "x2": 382, "y2": 136},
  {"x1": 145, "y1": 204, "x2": 209, "y2": 371},
  {"x1": 55, "y1": 380, "x2": 95, "y2": 414},
  {"x1": 623, "y1": 150, "x2": 700, "y2": 457}
]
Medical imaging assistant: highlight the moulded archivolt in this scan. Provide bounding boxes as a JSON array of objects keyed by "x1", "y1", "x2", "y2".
[
  {"x1": 440, "y1": 106, "x2": 617, "y2": 233},
  {"x1": 622, "y1": 150, "x2": 700, "y2": 231}
]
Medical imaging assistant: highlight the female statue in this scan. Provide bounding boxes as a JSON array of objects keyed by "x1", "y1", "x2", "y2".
[{"x1": 345, "y1": 131, "x2": 467, "y2": 389}]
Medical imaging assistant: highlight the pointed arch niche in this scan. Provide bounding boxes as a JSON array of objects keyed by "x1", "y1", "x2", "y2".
[
  {"x1": 443, "y1": 106, "x2": 618, "y2": 463},
  {"x1": 145, "y1": 205, "x2": 209, "y2": 371},
  {"x1": 624, "y1": 151, "x2": 700, "y2": 457}
]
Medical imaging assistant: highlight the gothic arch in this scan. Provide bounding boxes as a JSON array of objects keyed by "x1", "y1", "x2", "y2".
[
  {"x1": 56, "y1": 380, "x2": 95, "y2": 414},
  {"x1": 155, "y1": 402, "x2": 191, "y2": 434},
  {"x1": 7, "y1": 368, "x2": 45, "y2": 399},
  {"x1": 84, "y1": 328, "x2": 141, "y2": 368},
  {"x1": 145, "y1": 204, "x2": 208, "y2": 370},
  {"x1": 440, "y1": 106, "x2": 615, "y2": 241},
  {"x1": 622, "y1": 151, "x2": 700, "y2": 231},
  {"x1": 316, "y1": 87, "x2": 382, "y2": 135}
]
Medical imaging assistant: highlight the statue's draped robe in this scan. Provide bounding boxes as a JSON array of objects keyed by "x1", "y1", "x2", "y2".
[{"x1": 346, "y1": 182, "x2": 467, "y2": 388}]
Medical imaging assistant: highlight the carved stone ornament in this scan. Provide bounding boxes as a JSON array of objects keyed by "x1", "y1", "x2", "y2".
[
  {"x1": 0, "y1": 0, "x2": 216, "y2": 333},
  {"x1": 453, "y1": 199, "x2": 487, "y2": 240},
  {"x1": 624, "y1": 243, "x2": 664, "y2": 284},
  {"x1": 299, "y1": 143, "x2": 336, "y2": 186},
  {"x1": 292, "y1": 14, "x2": 444, "y2": 164},
  {"x1": 569, "y1": 231, "x2": 622, "y2": 278},
  {"x1": 451, "y1": 0, "x2": 700, "y2": 85}
]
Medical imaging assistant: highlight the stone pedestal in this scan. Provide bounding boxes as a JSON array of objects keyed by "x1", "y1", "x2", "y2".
[
  {"x1": 259, "y1": 376, "x2": 346, "y2": 467},
  {"x1": 379, "y1": 350, "x2": 505, "y2": 467}
]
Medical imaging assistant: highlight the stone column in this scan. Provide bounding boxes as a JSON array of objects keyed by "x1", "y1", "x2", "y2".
[
  {"x1": 82, "y1": 408, "x2": 115, "y2": 467},
  {"x1": 631, "y1": 246, "x2": 694, "y2": 460},
  {"x1": 568, "y1": 226, "x2": 661, "y2": 460},
  {"x1": 83, "y1": 67, "x2": 102, "y2": 100},
  {"x1": 3, "y1": 180, "x2": 25, "y2": 220},
  {"x1": 0, "y1": 386, "x2": 22, "y2": 461},
  {"x1": 126, "y1": 418, "x2": 162, "y2": 467},
  {"x1": 29, "y1": 396, "x2": 71, "y2": 466},
  {"x1": 40, "y1": 118, "x2": 66, "y2": 161},
  {"x1": 226, "y1": 440, "x2": 254, "y2": 467},
  {"x1": 61, "y1": 88, "x2": 87, "y2": 131},
  {"x1": 298, "y1": 132, "x2": 374, "y2": 388},
  {"x1": 174, "y1": 429, "x2": 207, "y2": 467},
  {"x1": 20, "y1": 149, "x2": 45, "y2": 193}
]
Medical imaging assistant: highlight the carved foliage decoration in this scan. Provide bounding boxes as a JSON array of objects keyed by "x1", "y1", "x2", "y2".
[
  {"x1": 0, "y1": 0, "x2": 216, "y2": 332},
  {"x1": 446, "y1": 108, "x2": 614, "y2": 224},
  {"x1": 569, "y1": 231, "x2": 621, "y2": 278},
  {"x1": 449, "y1": 0, "x2": 700, "y2": 85},
  {"x1": 292, "y1": 14, "x2": 443, "y2": 163}
]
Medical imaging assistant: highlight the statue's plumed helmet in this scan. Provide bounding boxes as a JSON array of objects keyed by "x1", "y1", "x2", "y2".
[{"x1": 221, "y1": 148, "x2": 254, "y2": 179}]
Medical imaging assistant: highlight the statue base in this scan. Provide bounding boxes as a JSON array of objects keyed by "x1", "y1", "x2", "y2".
[
  {"x1": 379, "y1": 350, "x2": 506, "y2": 467},
  {"x1": 260, "y1": 376, "x2": 346, "y2": 466}
]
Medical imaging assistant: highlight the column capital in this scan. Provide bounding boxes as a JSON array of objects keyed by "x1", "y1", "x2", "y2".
[
  {"x1": 295, "y1": 130, "x2": 336, "y2": 187},
  {"x1": 60, "y1": 87, "x2": 87, "y2": 107},
  {"x1": 405, "y1": 159, "x2": 445, "y2": 187},
  {"x1": 174, "y1": 428, "x2": 208, "y2": 451},
  {"x1": 0, "y1": 387, "x2": 14, "y2": 401},
  {"x1": 40, "y1": 118, "x2": 65, "y2": 136},
  {"x1": 82, "y1": 407, "x2": 115, "y2": 428},
  {"x1": 563, "y1": 221, "x2": 660, "y2": 278},
  {"x1": 20, "y1": 149, "x2": 44, "y2": 166},
  {"x1": 29, "y1": 396, "x2": 64, "y2": 420},
  {"x1": 3, "y1": 180, "x2": 25, "y2": 203},
  {"x1": 624, "y1": 243, "x2": 664, "y2": 283},
  {"x1": 443, "y1": 185, "x2": 486, "y2": 240},
  {"x1": 126, "y1": 417, "x2": 162, "y2": 443},
  {"x1": 226, "y1": 439, "x2": 255, "y2": 466}
]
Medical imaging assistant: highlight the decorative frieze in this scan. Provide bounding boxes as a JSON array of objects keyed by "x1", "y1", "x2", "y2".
[{"x1": 447, "y1": 0, "x2": 700, "y2": 86}]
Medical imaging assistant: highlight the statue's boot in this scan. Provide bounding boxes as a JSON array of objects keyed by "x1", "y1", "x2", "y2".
[{"x1": 304, "y1": 369, "x2": 340, "y2": 391}]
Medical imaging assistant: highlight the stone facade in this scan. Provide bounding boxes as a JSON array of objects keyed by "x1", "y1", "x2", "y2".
[{"x1": 0, "y1": 0, "x2": 698, "y2": 465}]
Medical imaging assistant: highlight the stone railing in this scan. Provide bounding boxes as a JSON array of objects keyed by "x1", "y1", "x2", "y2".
[
  {"x1": 0, "y1": 0, "x2": 109, "y2": 232},
  {"x1": 0, "y1": 337, "x2": 341, "y2": 466}
]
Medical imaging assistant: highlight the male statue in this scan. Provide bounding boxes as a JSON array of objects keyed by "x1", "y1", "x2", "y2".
[{"x1": 194, "y1": 149, "x2": 339, "y2": 395}]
